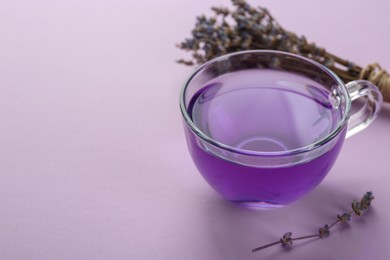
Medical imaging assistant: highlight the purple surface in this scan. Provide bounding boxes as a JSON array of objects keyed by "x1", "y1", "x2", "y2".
[{"x1": 0, "y1": 0, "x2": 389, "y2": 259}]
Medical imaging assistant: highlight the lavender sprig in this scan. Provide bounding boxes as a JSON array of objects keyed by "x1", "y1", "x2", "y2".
[{"x1": 251, "y1": 192, "x2": 374, "y2": 253}]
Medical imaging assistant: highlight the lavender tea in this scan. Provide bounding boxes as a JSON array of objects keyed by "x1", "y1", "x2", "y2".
[
  {"x1": 180, "y1": 51, "x2": 381, "y2": 208},
  {"x1": 185, "y1": 69, "x2": 345, "y2": 206}
]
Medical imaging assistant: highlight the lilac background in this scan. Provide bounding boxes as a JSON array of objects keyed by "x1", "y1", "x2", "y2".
[{"x1": 0, "y1": 0, "x2": 389, "y2": 259}]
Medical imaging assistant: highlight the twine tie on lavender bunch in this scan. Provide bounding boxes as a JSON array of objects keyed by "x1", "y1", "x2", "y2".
[
  {"x1": 360, "y1": 63, "x2": 390, "y2": 101},
  {"x1": 177, "y1": 0, "x2": 390, "y2": 102}
]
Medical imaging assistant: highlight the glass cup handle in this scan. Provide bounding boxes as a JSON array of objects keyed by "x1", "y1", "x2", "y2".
[{"x1": 345, "y1": 80, "x2": 383, "y2": 138}]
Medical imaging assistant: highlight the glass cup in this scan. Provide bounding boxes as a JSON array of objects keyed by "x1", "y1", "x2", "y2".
[{"x1": 179, "y1": 50, "x2": 382, "y2": 208}]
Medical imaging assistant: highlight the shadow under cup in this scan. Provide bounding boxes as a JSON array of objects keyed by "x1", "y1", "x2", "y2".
[{"x1": 180, "y1": 51, "x2": 382, "y2": 208}]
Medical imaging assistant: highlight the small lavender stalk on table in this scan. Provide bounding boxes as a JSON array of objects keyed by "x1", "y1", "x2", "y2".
[{"x1": 251, "y1": 192, "x2": 374, "y2": 253}]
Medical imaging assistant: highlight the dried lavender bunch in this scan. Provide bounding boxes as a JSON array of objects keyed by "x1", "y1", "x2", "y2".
[
  {"x1": 251, "y1": 191, "x2": 374, "y2": 253},
  {"x1": 177, "y1": 0, "x2": 390, "y2": 102}
]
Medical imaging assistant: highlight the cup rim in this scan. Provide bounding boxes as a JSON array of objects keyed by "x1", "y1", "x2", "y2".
[{"x1": 179, "y1": 50, "x2": 351, "y2": 156}]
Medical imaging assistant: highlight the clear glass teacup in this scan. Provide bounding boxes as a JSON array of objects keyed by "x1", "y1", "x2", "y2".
[{"x1": 180, "y1": 50, "x2": 382, "y2": 208}]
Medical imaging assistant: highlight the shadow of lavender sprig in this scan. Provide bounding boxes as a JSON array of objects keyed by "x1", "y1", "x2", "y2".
[{"x1": 251, "y1": 191, "x2": 374, "y2": 253}]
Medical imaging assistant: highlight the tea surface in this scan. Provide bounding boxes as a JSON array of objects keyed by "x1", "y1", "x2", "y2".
[{"x1": 190, "y1": 69, "x2": 342, "y2": 152}]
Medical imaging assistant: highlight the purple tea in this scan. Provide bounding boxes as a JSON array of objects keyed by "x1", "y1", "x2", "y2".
[{"x1": 184, "y1": 69, "x2": 347, "y2": 207}]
